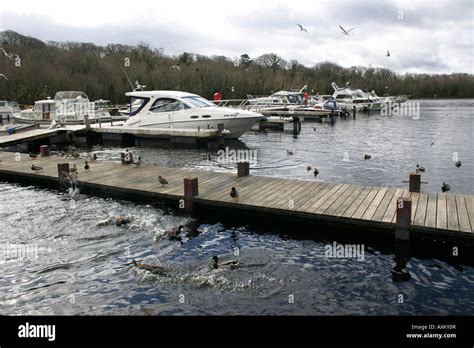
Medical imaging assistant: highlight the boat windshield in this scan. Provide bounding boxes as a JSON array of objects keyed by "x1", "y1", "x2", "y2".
[{"x1": 182, "y1": 96, "x2": 214, "y2": 108}]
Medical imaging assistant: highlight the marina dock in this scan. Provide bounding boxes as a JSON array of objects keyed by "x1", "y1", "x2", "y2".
[
  {"x1": 0, "y1": 123, "x2": 223, "y2": 149},
  {"x1": 0, "y1": 151, "x2": 472, "y2": 244}
]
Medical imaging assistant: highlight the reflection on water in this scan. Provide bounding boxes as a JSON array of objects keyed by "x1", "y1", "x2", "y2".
[{"x1": 0, "y1": 99, "x2": 473, "y2": 315}]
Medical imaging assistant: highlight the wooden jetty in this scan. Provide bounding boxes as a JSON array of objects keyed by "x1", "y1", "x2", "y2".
[
  {"x1": 0, "y1": 123, "x2": 223, "y2": 149},
  {"x1": 0, "y1": 150, "x2": 472, "y2": 244}
]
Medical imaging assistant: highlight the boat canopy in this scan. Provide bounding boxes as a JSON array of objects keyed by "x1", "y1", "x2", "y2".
[{"x1": 53, "y1": 91, "x2": 89, "y2": 102}]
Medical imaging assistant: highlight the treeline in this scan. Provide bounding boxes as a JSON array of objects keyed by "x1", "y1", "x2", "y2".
[{"x1": 0, "y1": 30, "x2": 472, "y2": 105}]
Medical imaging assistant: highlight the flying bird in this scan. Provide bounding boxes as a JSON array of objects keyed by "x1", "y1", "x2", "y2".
[
  {"x1": 296, "y1": 24, "x2": 307, "y2": 33},
  {"x1": 386, "y1": 50, "x2": 391, "y2": 57},
  {"x1": 339, "y1": 25, "x2": 356, "y2": 35}
]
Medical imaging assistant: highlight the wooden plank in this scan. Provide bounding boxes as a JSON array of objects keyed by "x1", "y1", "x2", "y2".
[
  {"x1": 273, "y1": 180, "x2": 317, "y2": 210},
  {"x1": 464, "y1": 195, "x2": 474, "y2": 232},
  {"x1": 313, "y1": 184, "x2": 352, "y2": 214},
  {"x1": 446, "y1": 194, "x2": 460, "y2": 232},
  {"x1": 263, "y1": 180, "x2": 318, "y2": 208},
  {"x1": 291, "y1": 182, "x2": 327, "y2": 211},
  {"x1": 338, "y1": 186, "x2": 370, "y2": 218},
  {"x1": 413, "y1": 192, "x2": 429, "y2": 227},
  {"x1": 299, "y1": 183, "x2": 336, "y2": 212},
  {"x1": 371, "y1": 187, "x2": 396, "y2": 222},
  {"x1": 424, "y1": 193, "x2": 438, "y2": 228},
  {"x1": 455, "y1": 195, "x2": 472, "y2": 233},
  {"x1": 323, "y1": 184, "x2": 358, "y2": 216},
  {"x1": 305, "y1": 184, "x2": 345, "y2": 213},
  {"x1": 350, "y1": 187, "x2": 380, "y2": 219},
  {"x1": 409, "y1": 192, "x2": 420, "y2": 223},
  {"x1": 361, "y1": 187, "x2": 389, "y2": 221},
  {"x1": 436, "y1": 193, "x2": 448, "y2": 230}
]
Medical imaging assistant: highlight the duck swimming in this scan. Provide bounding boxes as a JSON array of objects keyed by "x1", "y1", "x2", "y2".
[
  {"x1": 455, "y1": 161, "x2": 461, "y2": 168},
  {"x1": 97, "y1": 215, "x2": 131, "y2": 227},
  {"x1": 364, "y1": 154, "x2": 371, "y2": 160},
  {"x1": 441, "y1": 183, "x2": 450, "y2": 192},
  {"x1": 132, "y1": 260, "x2": 168, "y2": 276},
  {"x1": 134, "y1": 156, "x2": 142, "y2": 167},
  {"x1": 306, "y1": 165, "x2": 312, "y2": 172},
  {"x1": 155, "y1": 225, "x2": 184, "y2": 242},
  {"x1": 212, "y1": 255, "x2": 239, "y2": 270},
  {"x1": 90, "y1": 153, "x2": 98, "y2": 162}
]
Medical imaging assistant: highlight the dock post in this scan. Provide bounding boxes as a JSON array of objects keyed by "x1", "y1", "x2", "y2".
[
  {"x1": 84, "y1": 114, "x2": 91, "y2": 130},
  {"x1": 330, "y1": 110, "x2": 335, "y2": 126},
  {"x1": 58, "y1": 163, "x2": 70, "y2": 192},
  {"x1": 237, "y1": 161, "x2": 250, "y2": 177},
  {"x1": 353, "y1": 106, "x2": 356, "y2": 119},
  {"x1": 292, "y1": 116, "x2": 300, "y2": 135},
  {"x1": 183, "y1": 178, "x2": 199, "y2": 212},
  {"x1": 40, "y1": 145, "x2": 50, "y2": 157},
  {"x1": 395, "y1": 197, "x2": 411, "y2": 241},
  {"x1": 409, "y1": 173, "x2": 421, "y2": 193}
]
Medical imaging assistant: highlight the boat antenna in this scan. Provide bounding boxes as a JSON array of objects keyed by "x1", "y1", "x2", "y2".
[{"x1": 123, "y1": 70, "x2": 135, "y2": 91}]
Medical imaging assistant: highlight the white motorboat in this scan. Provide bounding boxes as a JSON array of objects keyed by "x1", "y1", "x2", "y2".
[
  {"x1": 0, "y1": 100, "x2": 20, "y2": 121},
  {"x1": 247, "y1": 85, "x2": 307, "y2": 110},
  {"x1": 13, "y1": 91, "x2": 112, "y2": 124},
  {"x1": 122, "y1": 90, "x2": 263, "y2": 139},
  {"x1": 331, "y1": 82, "x2": 383, "y2": 111}
]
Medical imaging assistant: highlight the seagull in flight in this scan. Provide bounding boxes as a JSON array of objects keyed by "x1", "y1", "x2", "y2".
[
  {"x1": 0, "y1": 74, "x2": 7, "y2": 80},
  {"x1": 169, "y1": 65, "x2": 181, "y2": 71},
  {"x1": 296, "y1": 24, "x2": 307, "y2": 33},
  {"x1": 339, "y1": 25, "x2": 356, "y2": 35},
  {"x1": 386, "y1": 50, "x2": 391, "y2": 57}
]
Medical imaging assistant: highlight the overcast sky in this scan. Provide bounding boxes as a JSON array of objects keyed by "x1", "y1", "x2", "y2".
[{"x1": 0, "y1": 0, "x2": 472, "y2": 74}]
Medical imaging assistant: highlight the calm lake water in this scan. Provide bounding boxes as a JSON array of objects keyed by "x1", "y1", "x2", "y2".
[{"x1": 0, "y1": 99, "x2": 473, "y2": 315}]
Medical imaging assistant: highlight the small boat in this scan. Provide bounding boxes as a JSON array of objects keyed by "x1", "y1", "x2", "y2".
[
  {"x1": 13, "y1": 91, "x2": 113, "y2": 125},
  {"x1": 0, "y1": 100, "x2": 20, "y2": 121},
  {"x1": 331, "y1": 82, "x2": 383, "y2": 112},
  {"x1": 121, "y1": 90, "x2": 263, "y2": 139}
]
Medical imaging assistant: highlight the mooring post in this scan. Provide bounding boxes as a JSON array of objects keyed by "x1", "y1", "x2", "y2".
[
  {"x1": 40, "y1": 145, "x2": 50, "y2": 157},
  {"x1": 84, "y1": 114, "x2": 91, "y2": 130},
  {"x1": 57, "y1": 163, "x2": 70, "y2": 192},
  {"x1": 183, "y1": 178, "x2": 199, "y2": 212},
  {"x1": 395, "y1": 197, "x2": 411, "y2": 241},
  {"x1": 121, "y1": 152, "x2": 134, "y2": 165},
  {"x1": 237, "y1": 161, "x2": 250, "y2": 177},
  {"x1": 409, "y1": 173, "x2": 421, "y2": 193},
  {"x1": 330, "y1": 109, "x2": 335, "y2": 126},
  {"x1": 353, "y1": 105, "x2": 356, "y2": 119},
  {"x1": 292, "y1": 116, "x2": 300, "y2": 134}
]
